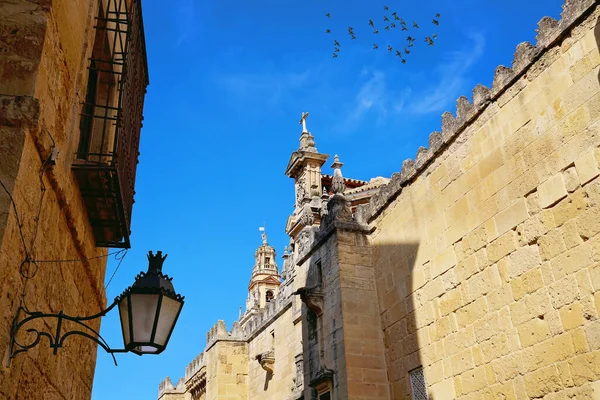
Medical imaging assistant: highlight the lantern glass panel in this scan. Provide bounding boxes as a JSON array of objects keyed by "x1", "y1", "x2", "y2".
[
  {"x1": 154, "y1": 296, "x2": 182, "y2": 347},
  {"x1": 118, "y1": 296, "x2": 130, "y2": 344},
  {"x1": 130, "y1": 293, "x2": 159, "y2": 343}
]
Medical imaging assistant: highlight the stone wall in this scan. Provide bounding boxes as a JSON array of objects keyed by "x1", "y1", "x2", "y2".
[
  {"x1": 298, "y1": 200, "x2": 390, "y2": 399},
  {"x1": 205, "y1": 341, "x2": 249, "y2": 400},
  {"x1": 246, "y1": 302, "x2": 301, "y2": 400},
  {"x1": 364, "y1": 0, "x2": 600, "y2": 398},
  {"x1": 0, "y1": 0, "x2": 114, "y2": 398}
]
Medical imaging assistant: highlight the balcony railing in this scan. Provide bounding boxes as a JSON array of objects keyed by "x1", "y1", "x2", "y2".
[{"x1": 72, "y1": 0, "x2": 149, "y2": 248}]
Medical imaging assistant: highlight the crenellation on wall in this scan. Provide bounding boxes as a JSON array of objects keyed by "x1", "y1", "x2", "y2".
[{"x1": 362, "y1": 0, "x2": 600, "y2": 226}]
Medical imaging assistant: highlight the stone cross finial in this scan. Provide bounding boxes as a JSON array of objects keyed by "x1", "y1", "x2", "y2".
[{"x1": 299, "y1": 112, "x2": 309, "y2": 133}]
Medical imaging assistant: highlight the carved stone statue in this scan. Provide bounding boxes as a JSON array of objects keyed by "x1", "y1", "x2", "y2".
[
  {"x1": 296, "y1": 175, "x2": 306, "y2": 203},
  {"x1": 299, "y1": 112, "x2": 309, "y2": 133}
]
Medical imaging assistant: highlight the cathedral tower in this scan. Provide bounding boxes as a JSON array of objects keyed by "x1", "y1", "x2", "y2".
[
  {"x1": 246, "y1": 230, "x2": 282, "y2": 310},
  {"x1": 284, "y1": 112, "x2": 329, "y2": 241}
]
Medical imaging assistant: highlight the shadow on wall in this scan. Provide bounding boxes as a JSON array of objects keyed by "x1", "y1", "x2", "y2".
[
  {"x1": 372, "y1": 241, "x2": 436, "y2": 399},
  {"x1": 263, "y1": 371, "x2": 273, "y2": 391}
]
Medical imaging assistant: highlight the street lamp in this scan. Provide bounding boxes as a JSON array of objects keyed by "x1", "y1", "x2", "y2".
[
  {"x1": 8, "y1": 251, "x2": 184, "y2": 366},
  {"x1": 117, "y1": 251, "x2": 183, "y2": 355}
]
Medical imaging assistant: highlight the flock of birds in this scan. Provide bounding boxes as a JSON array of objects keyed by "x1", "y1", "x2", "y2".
[{"x1": 325, "y1": 6, "x2": 441, "y2": 62}]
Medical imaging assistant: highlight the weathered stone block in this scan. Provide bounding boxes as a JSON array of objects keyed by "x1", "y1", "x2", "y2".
[
  {"x1": 488, "y1": 231, "x2": 518, "y2": 263},
  {"x1": 549, "y1": 274, "x2": 580, "y2": 308},
  {"x1": 538, "y1": 173, "x2": 568, "y2": 208},
  {"x1": 575, "y1": 148, "x2": 600, "y2": 185},
  {"x1": 560, "y1": 302, "x2": 585, "y2": 330},
  {"x1": 551, "y1": 241, "x2": 592, "y2": 279},
  {"x1": 523, "y1": 364, "x2": 563, "y2": 398},
  {"x1": 511, "y1": 268, "x2": 544, "y2": 300},
  {"x1": 538, "y1": 229, "x2": 567, "y2": 261},
  {"x1": 518, "y1": 318, "x2": 552, "y2": 347},
  {"x1": 533, "y1": 332, "x2": 575, "y2": 367},
  {"x1": 509, "y1": 245, "x2": 542, "y2": 278}
]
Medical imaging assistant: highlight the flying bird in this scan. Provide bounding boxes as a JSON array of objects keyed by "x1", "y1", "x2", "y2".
[
  {"x1": 395, "y1": 50, "x2": 401, "y2": 57},
  {"x1": 436, "y1": 13, "x2": 441, "y2": 18},
  {"x1": 432, "y1": 19, "x2": 439, "y2": 26},
  {"x1": 385, "y1": 25, "x2": 390, "y2": 31},
  {"x1": 383, "y1": 5, "x2": 388, "y2": 10},
  {"x1": 401, "y1": 25, "x2": 408, "y2": 31},
  {"x1": 325, "y1": 29, "x2": 331, "y2": 34},
  {"x1": 392, "y1": 12, "x2": 399, "y2": 20},
  {"x1": 426, "y1": 36, "x2": 434, "y2": 46},
  {"x1": 401, "y1": 58, "x2": 406, "y2": 64},
  {"x1": 332, "y1": 53, "x2": 338, "y2": 58},
  {"x1": 432, "y1": 33, "x2": 438, "y2": 39},
  {"x1": 413, "y1": 21, "x2": 419, "y2": 28},
  {"x1": 384, "y1": 16, "x2": 390, "y2": 22},
  {"x1": 390, "y1": 22, "x2": 396, "y2": 29},
  {"x1": 399, "y1": 18, "x2": 406, "y2": 25},
  {"x1": 373, "y1": 44, "x2": 378, "y2": 49},
  {"x1": 334, "y1": 47, "x2": 340, "y2": 52},
  {"x1": 348, "y1": 27, "x2": 356, "y2": 39},
  {"x1": 369, "y1": 19, "x2": 374, "y2": 27},
  {"x1": 326, "y1": 13, "x2": 331, "y2": 18},
  {"x1": 387, "y1": 45, "x2": 393, "y2": 52},
  {"x1": 334, "y1": 40, "x2": 340, "y2": 47},
  {"x1": 404, "y1": 48, "x2": 410, "y2": 54},
  {"x1": 373, "y1": 29, "x2": 379, "y2": 34}
]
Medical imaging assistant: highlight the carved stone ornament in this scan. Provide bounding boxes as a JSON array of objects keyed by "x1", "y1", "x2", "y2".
[
  {"x1": 296, "y1": 229, "x2": 312, "y2": 257},
  {"x1": 309, "y1": 367, "x2": 334, "y2": 395},
  {"x1": 299, "y1": 203, "x2": 315, "y2": 226},
  {"x1": 294, "y1": 286, "x2": 324, "y2": 317},
  {"x1": 330, "y1": 155, "x2": 346, "y2": 195},
  {"x1": 255, "y1": 350, "x2": 275, "y2": 374},
  {"x1": 296, "y1": 175, "x2": 306, "y2": 203},
  {"x1": 293, "y1": 353, "x2": 304, "y2": 389}
]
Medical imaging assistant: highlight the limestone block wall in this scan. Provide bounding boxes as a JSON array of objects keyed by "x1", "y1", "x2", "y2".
[
  {"x1": 0, "y1": 0, "x2": 114, "y2": 398},
  {"x1": 205, "y1": 341, "x2": 249, "y2": 400},
  {"x1": 299, "y1": 216, "x2": 389, "y2": 400},
  {"x1": 246, "y1": 303, "x2": 301, "y2": 400},
  {"x1": 300, "y1": 230, "x2": 349, "y2": 400},
  {"x1": 336, "y1": 228, "x2": 389, "y2": 399},
  {"x1": 364, "y1": 1, "x2": 600, "y2": 398}
]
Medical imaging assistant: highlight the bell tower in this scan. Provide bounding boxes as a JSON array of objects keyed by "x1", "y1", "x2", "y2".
[{"x1": 246, "y1": 230, "x2": 282, "y2": 310}]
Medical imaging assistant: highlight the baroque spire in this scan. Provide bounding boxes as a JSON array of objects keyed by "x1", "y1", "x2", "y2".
[{"x1": 330, "y1": 155, "x2": 346, "y2": 195}]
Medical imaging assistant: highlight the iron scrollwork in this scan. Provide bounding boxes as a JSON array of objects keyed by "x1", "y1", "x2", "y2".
[{"x1": 9, "y1": 298, "x2": 126, "y2": 367}]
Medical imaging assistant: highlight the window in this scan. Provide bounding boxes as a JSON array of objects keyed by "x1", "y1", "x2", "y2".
[
  {"x1": 319, "y1": 392, "x2": 331, "y2": 400},
  {"x1": 265, "y1": 257, "x2": 271, "y2": 265},
  {"x1": 266, "y1": 290, "x2": 274, "y2": 302},
  {"x1": 409, "y1": 368, "x2": 429, "y2": 400}
]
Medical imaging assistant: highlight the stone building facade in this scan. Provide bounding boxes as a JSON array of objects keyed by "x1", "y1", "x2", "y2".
[
  {"x1": 0, "y1": 0, "x2": 148, "y2": 398},
  {"x1": 158, "y1": 0, "x2": 600, "y2": 399}
]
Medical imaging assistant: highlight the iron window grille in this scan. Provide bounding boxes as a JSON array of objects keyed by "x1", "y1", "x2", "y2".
[
  {"x1": 409, "y1": 367, "x2": 429, "y2": 400},
  {"x1": 72, "y1": 0, "x2": 149, "y2": 248}
]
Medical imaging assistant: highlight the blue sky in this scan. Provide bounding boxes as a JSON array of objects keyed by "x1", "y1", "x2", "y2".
[{"x1": 91, "y1": 0, "x2": 565, "y2": 398}]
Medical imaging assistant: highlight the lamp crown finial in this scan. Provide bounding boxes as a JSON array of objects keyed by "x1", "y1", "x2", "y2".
[{"x1": 147, "y1": 250, "x2": 168, "y2": 274}]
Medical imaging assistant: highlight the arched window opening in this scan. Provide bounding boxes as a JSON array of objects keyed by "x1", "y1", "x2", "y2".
[{"x1": 266, "y1": 290, "x2": 274, "y2": 303}]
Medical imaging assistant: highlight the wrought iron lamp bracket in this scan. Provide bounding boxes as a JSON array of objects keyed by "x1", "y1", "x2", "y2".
[{"x1": 8, "y1": 297, "x2": 127, "y2": 367}]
